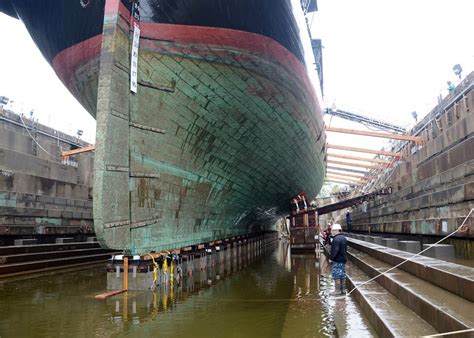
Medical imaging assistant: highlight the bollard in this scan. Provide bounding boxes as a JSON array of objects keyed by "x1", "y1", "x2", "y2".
[
  {"x1": 422, "y1": 244, "x2": 455, "y2": 261},
  {"x1": 382, "y1": 238, "x2": 398, "y2": 249},
  {"x1": 399, "y1": 241, "x2": 421, "y2": 254},
  {"x1": 373, "y1": 237, "x2": 383, "y2": 245}
]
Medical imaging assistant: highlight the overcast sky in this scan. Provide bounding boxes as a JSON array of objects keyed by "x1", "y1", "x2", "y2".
[
  {"x1": 314, "y1": 0, "x2": 473, "y2": 186},
  {"x1": 316, "y1": 0, "x2": 473, "y2": 122},
  {"x1": 0, "y1": 14, "x2": 96, "y2": 143},
  {"x1": 0, "y1": 0, "x2": 473, "y2": 151}
]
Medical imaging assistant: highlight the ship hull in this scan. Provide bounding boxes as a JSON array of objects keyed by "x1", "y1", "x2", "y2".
[{"x1": 5, "y1": 0, "x2": 326, "y2": 254}]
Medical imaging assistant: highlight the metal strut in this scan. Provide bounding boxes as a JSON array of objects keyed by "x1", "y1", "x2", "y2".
[{"x1": 325, "y1": 108, "x2": 407, "y2": 134}]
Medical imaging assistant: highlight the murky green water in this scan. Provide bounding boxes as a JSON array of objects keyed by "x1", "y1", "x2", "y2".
[{"x1": 0, "y1": 242, "x2": 337, "y2": 337}]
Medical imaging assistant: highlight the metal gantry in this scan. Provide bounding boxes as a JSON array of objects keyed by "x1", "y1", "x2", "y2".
[{"x1": 325, "y1": 108, "x2": 407, "y2": 134}]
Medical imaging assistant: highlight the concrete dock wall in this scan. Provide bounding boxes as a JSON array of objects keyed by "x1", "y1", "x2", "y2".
[
  {"x1": 0, "y1": 109, "x2": 95, "y2": 244},
  {"x1": 349, "y1": 74, "x2": 474, "y2": 257}
]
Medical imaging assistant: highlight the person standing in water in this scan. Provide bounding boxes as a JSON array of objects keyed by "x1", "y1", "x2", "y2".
[{"x1": 329, "y1": 224, "x2": 347, "y2": 295}]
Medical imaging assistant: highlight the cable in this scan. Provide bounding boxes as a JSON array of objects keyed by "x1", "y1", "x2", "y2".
[
  {"x1": 422, "y1": 328, "x2": 474, "y2": 337},
  {"x1": 325, "y1": 109, "x2": 406, "y2": 134},
  {"x1": 212, "y1": 298, "x2": 318, "y2": 302},
  {"x1": 149, "y1": 254, "x2": 159, "y2": 290},
  {"x1": 344, "y1": 208, "x2": 474, "y2": 298},
  {"x1": 18, "y1": 113, "x2": 58, "y2": 160},
  {"x1": 309, "y1": 12, "x2": 315, "y2": 31}
]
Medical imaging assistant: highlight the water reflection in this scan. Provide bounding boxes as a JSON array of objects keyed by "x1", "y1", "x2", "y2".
[
  {"x1": 280, "y1": 249, "x2": 337, "y2": 337},
  {"x1": 0, "y1": 240, "x2": 339, "y2": 337}
]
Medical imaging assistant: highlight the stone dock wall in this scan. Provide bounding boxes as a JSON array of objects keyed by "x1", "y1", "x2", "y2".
[
  {"x1": 348, "y1": 73, "x2": 474, "y2": 257},
  {"x1": 0, "y1": 109, "x2": 94, "y2": 244}
]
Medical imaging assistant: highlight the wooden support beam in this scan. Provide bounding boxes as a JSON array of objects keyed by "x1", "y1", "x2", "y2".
[
  {"x1": 327, "y1": 165, "x2": 369, "y2": 175},
  {"x1": 95, "y1": 289, "x2": 127, "y2": 300},
  {"x1": 327, "y1": 144, "x2": 401, "y2": 157},
  {"x1": 327, "y1": 172, "x2": 366, "y2": 180},
  {"x1": 325, "y1": 127, "x2": 423, "y2": 144},
  {"x1": 326, "y1": 176, "x2": 366, "y2": 185},
  {"x1": 61, "y1": 145, "x2": 95, "y2": 157},
  {"x1": 325, "y1": 179, "x2": 362, "y2": 186},
  {"x1": 327, "y1": 170, "x2": 367, "y2": 179},
  {"x1": 327, "y1": 173, "x2": 361, "y2": 180},
  {"x1": 328, "y1": 153, "x2": 391, "y2": 164},
  {"x1": 327, "y1": 173, "x2": 368, "y2": 181},
  {"x1": 327, "y1": 159, "x2": 385, "y2": 171}
]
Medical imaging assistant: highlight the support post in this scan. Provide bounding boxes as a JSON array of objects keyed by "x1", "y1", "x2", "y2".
[{"x1": 124, "y1": 256, "x2": 129, "y2": 291}]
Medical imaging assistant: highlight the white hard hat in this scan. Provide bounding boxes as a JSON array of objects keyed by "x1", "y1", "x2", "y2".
[{"x1": 332, "y1": 224, "x2": 342, "y2": 231}]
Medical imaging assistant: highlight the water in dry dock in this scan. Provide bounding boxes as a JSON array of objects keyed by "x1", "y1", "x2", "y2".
[{"x1": 0, "y1": 242, "x2": 362, "y2": 337}]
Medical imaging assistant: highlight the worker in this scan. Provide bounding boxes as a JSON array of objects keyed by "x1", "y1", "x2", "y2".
[
  {"x1": 447, "y1": 81, "x2": 455, "y2": 93},
  {"x1": 346, "y1": 210, "x2": 352, "y2": 232},
  {"x1": 329, "y1": 223, "x2": 347, "y2": 296},
  {"x1": 322, "y1": 224, "x2": 331, "y2": 247}
]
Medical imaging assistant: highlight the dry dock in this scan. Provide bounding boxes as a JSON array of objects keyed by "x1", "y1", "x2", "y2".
[{"x1": 2, "y1": 70, "x2": 474, "y2": 338}]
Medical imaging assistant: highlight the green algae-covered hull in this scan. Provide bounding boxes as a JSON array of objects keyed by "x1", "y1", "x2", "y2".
[
  {"x1": 95, "y1": 3, "x2": 325, "y2": 254},
  {"x1": 6, "y1": 0, "x2": 326, "y2": 254}
]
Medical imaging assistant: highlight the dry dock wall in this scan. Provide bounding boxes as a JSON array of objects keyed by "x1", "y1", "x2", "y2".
[
  {"x1": 349, "y1": 74, "x2": 474, "y2": 257},
  {"x1": 0, "y1": 110, "x2": 94, "y2": 244}
]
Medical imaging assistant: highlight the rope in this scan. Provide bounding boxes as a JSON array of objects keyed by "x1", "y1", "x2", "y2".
[
  {"x1": 309, "y1": 12, "x2": 315, "y2": 31},
  {"x1": 18, "y1": 113, "x2": 57, "y2": 159},
  {"x1": 422, "y1": 328, "x2": 474, "y2": 337},
  {"x1": 149, "y1": 254, "x2": 159, "y2": 290},
  {"x1": 345, "y1": 208, "x2": 473, "y2": 297},
  {"x1": 212, "y1": 298, "x2": 318, "y2": 302}
]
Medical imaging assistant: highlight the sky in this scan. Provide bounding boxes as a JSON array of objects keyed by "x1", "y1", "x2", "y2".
[
  {"x1": 0, "y1": 14, "x2": 96, "y2": 143},
  {"x1": 314, "y1": 0, "x2": 474, "y2": 124},
  {"x1": 311, "y1": 0, "x2": 474, "y2": 189},
  {"x1": 0, "y1": 0, "x2": 473, "y2": 153}
]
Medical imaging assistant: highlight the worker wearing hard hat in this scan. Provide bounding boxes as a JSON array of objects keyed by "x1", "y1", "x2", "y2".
[{"x1": 329, "y1": 223, "x2": 348, "y2": 296}]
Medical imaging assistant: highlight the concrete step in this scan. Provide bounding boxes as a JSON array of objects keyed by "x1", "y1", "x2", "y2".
[
  {"x1": 0, "y1": 242, "x2": 101, "y2": 255},
  {"x1": 347, "y1": 238, "x2": 474, "y2": 301},
  {"x1": 13, "y1": 239, "x2": 38, "y2": 246},
  {"x1": 0, "y1": 248, "x2": 110, "y2": 265},
  {"x1": 55, "y1": 237, "x2": 75, "y2": 244},
  {"x1": 0, "y1": 253, "x2": 114, "y2": 277},
  {"x1": 331, "y1": 278, "x2": 377, "y2": 337},
  {"x1": 0, "y1": 224, "x2": 88, "y2": 237},
  {"x1": 345, "y1": 261, "x2": 437, "y2": 337},
  {"x1": 348, "y1": 248, "x2": 474, "y2": 335},
  {"x1": 0, "y1": 205, "x2": 93, "y2": 219}
]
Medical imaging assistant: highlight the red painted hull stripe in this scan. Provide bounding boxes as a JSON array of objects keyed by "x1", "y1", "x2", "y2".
[
  {"x1": 52, "y1": 1, "x2": 316, "y2": 105},
  {"x1": 140, "y1": 23, "x2": 312, "y2": 93},
  {"x1": 52, "y1": 34, "x2": 102, "y2": 87}
]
